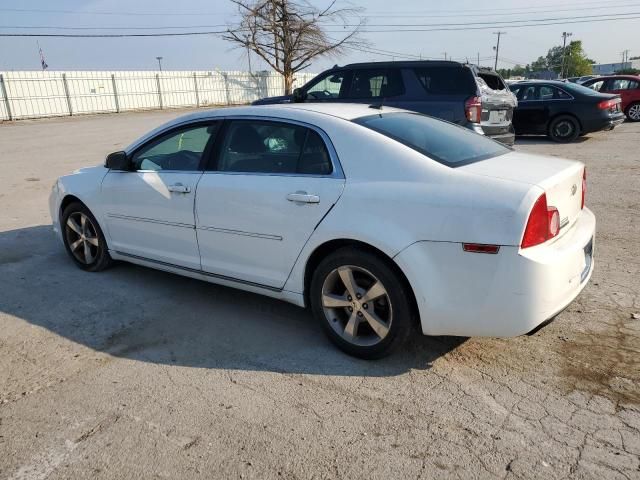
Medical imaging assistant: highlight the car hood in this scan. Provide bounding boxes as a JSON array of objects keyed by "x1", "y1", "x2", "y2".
[{"x1": 252, "y1": 95, "x2": 293, "y2": 105}]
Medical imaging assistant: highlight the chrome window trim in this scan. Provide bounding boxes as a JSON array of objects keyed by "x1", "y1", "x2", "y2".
[
  {"x1": 206, "y1": 115, "x2": 345, "y2": 179},
  {"x1": 124, "y1": 114, "x2": 345, "y2": 179},
  {"x1": 517, "y1": 85, "x2": 575, "y2": 102}
]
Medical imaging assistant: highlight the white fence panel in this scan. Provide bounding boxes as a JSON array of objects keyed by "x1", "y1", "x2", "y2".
[{"x1": 0, "y1": 70, "x2": 318, "y2": 121}]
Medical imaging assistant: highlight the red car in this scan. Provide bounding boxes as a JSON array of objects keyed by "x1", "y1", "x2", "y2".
[{"x1": 582, "y1": 75, "x2": 640, "y2": 122}]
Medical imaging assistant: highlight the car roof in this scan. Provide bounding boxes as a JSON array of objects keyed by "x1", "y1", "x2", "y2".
[
  {"x1": 341, "y1": 60, "x2": 467, "y2": 69},
  {"x1": 510, "y1": 80, "x2": 570, "y2": 86},
  {"x1": 125, "y1": 103, "x2": 406, "y2": 152},
  {"x1": 585, "y1": 74, "x2": 640, "y2": 80}
]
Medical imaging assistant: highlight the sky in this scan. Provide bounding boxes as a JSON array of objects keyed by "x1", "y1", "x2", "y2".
[{"x1": 0, "y1": 0, "x2": 638, "y2": 72}]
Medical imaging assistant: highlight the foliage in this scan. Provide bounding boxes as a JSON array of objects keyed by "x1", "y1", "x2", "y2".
[
  {"x1": 498, "y1": 40, "x2": 594, "y2": 78},
  {"x1": 223, "y1": 0, "x2": 363, "y2": 94}
]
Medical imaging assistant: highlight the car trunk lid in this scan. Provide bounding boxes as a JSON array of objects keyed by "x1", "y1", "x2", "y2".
[{"x1": 459, "y1": 151, "x2": 585, "y2": 233}]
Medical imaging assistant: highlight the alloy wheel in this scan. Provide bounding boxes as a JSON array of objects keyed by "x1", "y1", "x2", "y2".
[
  {"x1": 321, "y1": 265, "x2": 393, "y2": 347},
  {"x1": 628, "y1": 104, "x2": 640, "y2": 121},
  {"x1": 553, "y1": 120, "x2": 574, "y2": 139},
  {"x1": 65, "y1": 212, "x2": 100, "y2": 265}
]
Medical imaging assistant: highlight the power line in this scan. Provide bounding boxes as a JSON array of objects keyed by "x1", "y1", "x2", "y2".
[
  {"x1": 321, "y1": 11, "x2": 640, "y2": 28},
  {"x1": 0, "y1": 12, "x2": 640, "y2": 33},
  {"x1": 357, "y1": 3, "x2": 640, "y2": 18},
  {"x1": 321, "y1": 13, "x2": 640, "y2": 33},
  {"x1": 363, "y1": 0, "x2": 639, "y2": 14},
  {"x1": 2, "y1": 12, "x2": 639, "y2": 37}
]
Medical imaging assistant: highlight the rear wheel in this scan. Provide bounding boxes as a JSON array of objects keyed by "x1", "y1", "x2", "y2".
[
  {"x1": 61, "y1": 202, "x2": 113, "y2": 272},
  {"x1": 309, "y1": 248, "x2": 412, "y2": 359},
  {"x1": 625, "y1": 102, "x2": 640, "y2": 122},
  {"x1": 548, "y1": 115, "x2": 580, "y2": 142}
]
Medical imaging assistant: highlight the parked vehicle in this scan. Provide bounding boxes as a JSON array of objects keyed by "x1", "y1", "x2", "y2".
[
  {"x1": 581, "y1": 75, "x2": 640, "y2": 121},
  {"x1": 253, "y1": 61, "x2": 517, "y2": 145},
  {"x1": 50, "y1": 104, "x2": 595, "y2": 358},
  {"x1": 566, "y1": 75, "x2": 599, "y2": 84},
  {"x1": 509, "y1": 80, "x2": 625, "y2": 142}
]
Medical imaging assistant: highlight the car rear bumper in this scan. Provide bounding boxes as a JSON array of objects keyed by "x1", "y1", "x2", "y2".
[
  {"x1": 394, "y1": 207, "x2": 596, "y2": 337},
  {"x1": 583, "y1": 112, "x2": 625, "y2": 133}
]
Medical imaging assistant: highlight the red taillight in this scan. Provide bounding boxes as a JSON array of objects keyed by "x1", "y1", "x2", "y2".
[
  {"x1": 581, "y1": 168, "x2": 586, "y2": 209},
  {"x1": 462, "y1": 243, "x2": 500, "y2": 254},
  {"x1": 465, "y1": 96, "x2": 482, "y2": 123},
  {"x1": 597, "y1": 98, "x2": 619, "y2": 110},
  {"x1": 521, "y1": 193, "x2": 560, "y2": 248}
]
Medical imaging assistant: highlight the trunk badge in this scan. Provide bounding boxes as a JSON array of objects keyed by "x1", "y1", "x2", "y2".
[{"x1": 571, "y1": 184, "x2": 577, "y2": 196}]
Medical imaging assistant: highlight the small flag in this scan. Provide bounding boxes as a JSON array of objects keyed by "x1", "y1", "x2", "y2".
[{"x1": 37, "y1": 42, "x2": 48, "y2": 70}]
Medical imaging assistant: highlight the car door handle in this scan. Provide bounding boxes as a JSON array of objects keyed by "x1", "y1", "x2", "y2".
[
  {"x1": 167, "y1": 183, "x2": 191, "y2": 194},
  {"x1": 287, "y1": 192, "x2": 320, "y2": 204}
]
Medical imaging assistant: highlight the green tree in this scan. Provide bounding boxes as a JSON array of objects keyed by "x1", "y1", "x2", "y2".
[{"x1": 528, "y1": 41, "x2": 594, "y2": 77}]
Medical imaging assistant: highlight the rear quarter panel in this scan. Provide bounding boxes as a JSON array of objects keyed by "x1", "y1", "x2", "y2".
[{"x1": 283, "y1": 121, "x2": 539, "y2": 295}]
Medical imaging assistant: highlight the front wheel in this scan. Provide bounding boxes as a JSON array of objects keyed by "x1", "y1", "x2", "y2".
[
  {"x1": 625, "y1": 102, "x2": 640, "y2": 122},
  {"x1": 549, "y1": 115, "x2": 580, "y2": 143},
  {"x1": 61, "y1": 202, "x2": 113, "y2": 272},
  {"x1": 309, "y1": 248, "x2": 413, "y2": 359}
]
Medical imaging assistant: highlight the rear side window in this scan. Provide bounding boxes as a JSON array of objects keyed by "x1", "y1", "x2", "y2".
[
  {"x1": 348, "y1": 69, "x2": 405, "y2": 99},
  {"x1": 217, "y1": 120, "x2": 332, "y2": 175},
  {"x1": 413, "y1": 67, "x2": 476, "y2": 95},
  {"x1": 353, "y1": 112, "x2": 509, "y2": 167}
]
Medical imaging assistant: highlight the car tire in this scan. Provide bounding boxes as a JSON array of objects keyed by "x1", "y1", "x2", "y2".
[
  {"x1": 309, "y1": 247, "x2": 413, "y2": 359},
  {"x1": 61, "y1": 202, "x2": 113, "y2": 272},
  {"x1": 625, "y1": 102, "x2": 640, "y2": 122},
  {"x1": 548, "y1": 115, "x2": 580, "y2": 143}
]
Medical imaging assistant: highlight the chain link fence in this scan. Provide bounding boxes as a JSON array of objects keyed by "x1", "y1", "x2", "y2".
[{"x1": 0, "y1": 70, "x2": 317, "y2": 121}]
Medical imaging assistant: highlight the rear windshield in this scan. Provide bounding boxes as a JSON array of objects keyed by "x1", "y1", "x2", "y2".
[
  {"x1": 561, "y1": 81, "x2": 606, "y2": 96},
  {"x1": 413, "y1": 67, "x2": 476, "y2": 95},
  {"x1": 353, "y1": 112, "x2": 510, "y2": 167}
]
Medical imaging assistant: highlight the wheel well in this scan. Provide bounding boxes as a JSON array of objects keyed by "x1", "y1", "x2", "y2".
[
  {"x1": 303, "y1": 239, "x2": 420, "y2": 326},
  {"x1": 59, "y1": 195, "x2": 84, "y2": 222},
  {"x1": 549, "y1": 112, "x2": 583, "y2": 133}
]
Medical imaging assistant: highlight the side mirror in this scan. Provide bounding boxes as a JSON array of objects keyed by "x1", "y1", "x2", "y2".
[
  {"x1": 105, "y1": 151, "x2": 131, "y2": 171},
  {"x1": 292, "y1": 88, "x2": 306, "y2": 103}
]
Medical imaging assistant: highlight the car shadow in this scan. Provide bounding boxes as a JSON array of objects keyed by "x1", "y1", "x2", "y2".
[
  {"x1": 0, "y1": 225, "x2": 467, "y2": 377},
  {"x1": 515, "y1": 135, "x2": 591, "y2": 145}
]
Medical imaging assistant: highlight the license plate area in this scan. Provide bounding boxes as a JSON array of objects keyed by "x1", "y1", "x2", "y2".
[
  {"x1": 581, "y1": 237, "x2": 593, "y2": 283},
  {"x1": 489, "y1": 110, "x2": 507, "y2": 123}
]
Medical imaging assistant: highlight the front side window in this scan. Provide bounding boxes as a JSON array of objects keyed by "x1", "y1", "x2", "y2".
[
  {"x1": 348, "y1": 69, "x2": 405, "y2": 99},
  {"x1": 132, "y1": 123, "x2": 217, "y2": 171},
  {"x1": 519, "y1": 85, "x2": 537, "y2": 101},
  {"x1": 586, "y1": 80, "x2": 605, "y2": 92},
  {"x1": 217, "y1": 120, "x2": 332, "y2": 175},
  {"x1": 305, "y1": 71, "x2": 349, "y2": 100},
  {"x1": 353, "y1": 112, "x2": 509, "y2": 167}
]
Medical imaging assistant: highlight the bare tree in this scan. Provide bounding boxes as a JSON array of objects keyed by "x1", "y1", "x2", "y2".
[{"x1": 224, "y1": 0, "x2": 364, "y2": 94}]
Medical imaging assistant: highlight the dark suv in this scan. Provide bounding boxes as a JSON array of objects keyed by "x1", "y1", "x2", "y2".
[{"x1": 253, "y1": 61, "x2": 517, "y2": 145}]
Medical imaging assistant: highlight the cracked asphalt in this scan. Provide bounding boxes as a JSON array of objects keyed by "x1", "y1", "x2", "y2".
[{"x1": 0, "y1": 110, "x2": 638, "y2": 479}]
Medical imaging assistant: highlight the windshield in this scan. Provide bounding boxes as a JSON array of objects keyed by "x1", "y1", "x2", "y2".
[{"x1": 353, "y1": 112, "x2": 510, "y2": 167}]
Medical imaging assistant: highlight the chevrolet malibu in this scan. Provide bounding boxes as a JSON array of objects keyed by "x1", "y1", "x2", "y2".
[{"x1": 49, "y1": 104, "x2": 595, "y2": 358}]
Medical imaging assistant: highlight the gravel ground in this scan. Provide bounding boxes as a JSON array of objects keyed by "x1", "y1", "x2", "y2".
[{"x1": 0, "y1": 110, "x2": 638, "y2": 480}]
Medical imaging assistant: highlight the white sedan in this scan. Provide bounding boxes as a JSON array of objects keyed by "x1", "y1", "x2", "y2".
[{"x1": 49, "y1": 103, "x2": 595, "y2": 358}]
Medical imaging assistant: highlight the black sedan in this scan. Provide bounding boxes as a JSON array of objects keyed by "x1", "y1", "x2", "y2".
[{"x1": 509, "y1": 80, "x2": 625, "y2": 142}]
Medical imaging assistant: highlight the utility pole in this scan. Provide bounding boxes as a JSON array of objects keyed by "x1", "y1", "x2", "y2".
[
  {"x1": 477, "y1": 52, "x2": 480, "y2": 66},
  {"x1": 156, "y1": 56, "x2": 163, "y2": 71},
  {"x1": 621, "y1": 49, "x2": 630, "y2": 66},
  {"x1": 560, "y1": 32, "x2": 572, "y2": 78},
  {"x1": 442, "y1": 52, "x2": 447, "y2": 61},
  {"x1": 493, "y1": 31, "x2": 506, "y2": 71}
]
